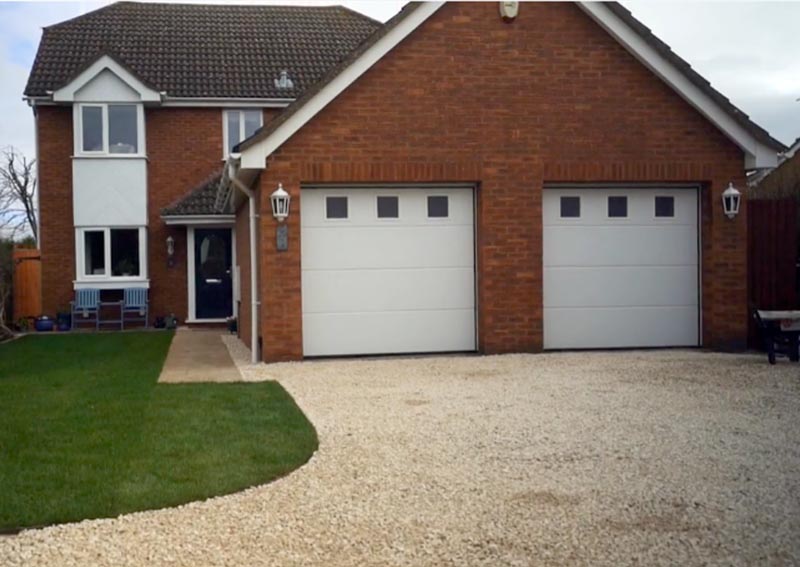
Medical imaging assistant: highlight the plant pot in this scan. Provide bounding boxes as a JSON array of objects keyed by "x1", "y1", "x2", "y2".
[
  {"x1": 56, "y1": 312, "x2": 72, "y2": 331},
  {"x1": 35, "y1": 317, "x2": 55, "y2": 332}
]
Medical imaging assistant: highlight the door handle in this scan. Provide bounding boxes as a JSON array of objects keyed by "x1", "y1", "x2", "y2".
[{"x1": 205, "y1": 278, "x2": 222, "y2": 284}]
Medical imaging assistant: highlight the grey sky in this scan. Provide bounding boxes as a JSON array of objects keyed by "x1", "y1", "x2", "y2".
[{"x1": 0, "y1": 0, "x2": 797, "y2": 164}]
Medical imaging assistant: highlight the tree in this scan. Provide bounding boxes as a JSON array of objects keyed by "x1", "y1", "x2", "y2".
[{"x1": 0, "y1": 147, "x2": 38, "y2": 244}]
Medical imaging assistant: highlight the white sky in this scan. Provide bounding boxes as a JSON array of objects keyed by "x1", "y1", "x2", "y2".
[{"x1": 0, "y1": 0, "x2": 798, "y2": 163}]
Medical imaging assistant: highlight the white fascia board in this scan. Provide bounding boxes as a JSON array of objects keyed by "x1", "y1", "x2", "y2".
[
  {"x1": 53, "y1": 55, "x2": 161, "y2": 103},
  {"x1": 162, "y1": 215, "x2": 235, "y2": 226},
  {"x1": 162, "y1": 97, "x2": 294, "y2": 108},
  {"x1": 577, "y1": 2, "x2": 778, "y2": 169},
  {"x1": 240, "y1": 1, "x2": 445, "y2": 170}
]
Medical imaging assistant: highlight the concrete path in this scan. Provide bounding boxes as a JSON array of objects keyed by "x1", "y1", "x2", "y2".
[{"x1": 158, "y1": 328, "x2": 242, "y2": 383}]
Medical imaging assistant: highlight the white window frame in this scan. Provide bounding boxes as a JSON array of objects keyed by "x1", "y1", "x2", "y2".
[
  {"x1": 74, "y1": 103, "x2": 146, "y2": 158},
  {"x1": 222, "y1": 109, "x2": 263, "y2": 158},
  {"x1": 74, "y1": 227, "x2": 148, "y2": 285}
]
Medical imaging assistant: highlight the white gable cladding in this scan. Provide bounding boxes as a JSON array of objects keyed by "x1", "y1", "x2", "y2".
[
  {"x1": 73, "y1": 69, "x2": 142, "y2": 103},
  {"x1": 52, "y1": 55, "x2": 161, "y2": 103}
]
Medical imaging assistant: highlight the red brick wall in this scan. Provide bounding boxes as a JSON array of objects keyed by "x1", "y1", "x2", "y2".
[
  {"x1": 38, "y1": 106, "x2": 74, "y2": 316},
  {"x1": 38, "y1": 105, "x2": 278, "y2": 323},
  {"x1": 256, "y1": 2, "x2": 748, "y2": 361}
]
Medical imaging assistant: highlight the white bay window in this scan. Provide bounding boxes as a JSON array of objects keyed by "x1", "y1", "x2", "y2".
[
  {"x1": 76, "y1": 227, "x2": 147, "y2": 283},
  {"x1": 223, "y1": 109, "x2": 262, "y2": 156},
  {"x1": 76, "y1": 103, "x2": 144, "y2": 156}
]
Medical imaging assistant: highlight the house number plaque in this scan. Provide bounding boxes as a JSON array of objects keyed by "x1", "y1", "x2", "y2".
[{"x1": 276, "y1": 224, "x2": 289, "y2": 252}]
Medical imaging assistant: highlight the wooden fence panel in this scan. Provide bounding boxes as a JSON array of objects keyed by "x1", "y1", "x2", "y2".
[
  {"x1": 747, "y1": 199, "x2": 799, "y2": 346},
  {"x1": 12, "y1": 248, "x2": 41, "y2": 322}
]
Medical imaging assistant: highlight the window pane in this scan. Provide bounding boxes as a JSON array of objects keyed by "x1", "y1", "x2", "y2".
[
  {"x1": 655, "y1": 196, "x2": 675, "y2": 218},
  {"x1": 560, "y1": 196, "x2": 580, "y2": 218},
  {"x1": 84, "y1": 231, "x2": 106, "y2": 275},
  {"x1": 377, "y1": 196, "x2": 399, "y2": 218},
  {"x1": 108, "y1": 105, "x2": 138, "y2": 154},
  {"x1": 243, "y1": 110, "x2": 261, "y2": 139},
  {"x1": 226, "y1": 111, "x2": 241, "y2": 154},
  {"x1": 82, "y1": 106, "x2": 103, "y2": 152},
  {"x1": 608, "y1": 196, "x2": 628, "y2": 218},
  {"x1": 111, "y1": 229, "x2": 140, "y2": 276},
  {"x1": 326, "y1": 197, "x2": 348, "y2": 219},
  {"x1": 427, "y1": 196, "x2": 448, "y2": 218}
]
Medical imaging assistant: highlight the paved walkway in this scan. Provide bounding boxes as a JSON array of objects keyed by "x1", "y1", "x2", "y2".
[{"x1": 158, "y1": 328, "x2": 242, "y2": 383}]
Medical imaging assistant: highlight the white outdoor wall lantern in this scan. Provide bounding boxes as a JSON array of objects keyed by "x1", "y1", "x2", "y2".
[
  {"x1": 722, "y1": 182, "x2": 741, "y2": 219},
  {"x1": 270, "y1": 183, "x2": 291, "y2": 222},
  {"x1": 499, "y1": 1, "x2": 519, "y2": 21}
]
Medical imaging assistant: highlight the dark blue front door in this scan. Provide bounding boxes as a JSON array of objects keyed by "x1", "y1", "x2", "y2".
[{"x1": 194, "y1": 228, "x2": 233, "y2": 320}]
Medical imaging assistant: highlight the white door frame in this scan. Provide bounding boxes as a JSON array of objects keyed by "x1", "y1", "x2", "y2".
[{"x1": 186, "y1": 225, "x2": 237, "y2": 323}]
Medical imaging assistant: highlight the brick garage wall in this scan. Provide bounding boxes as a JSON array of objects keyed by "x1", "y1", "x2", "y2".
[
  {"x1": 256, "y1": 2, "x2": 748, "y2": 361},
  {"x1": 38, "y1": 106, "x2": 74, "y2": 316}
]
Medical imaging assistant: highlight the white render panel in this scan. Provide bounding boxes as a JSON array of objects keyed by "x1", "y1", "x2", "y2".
[
  {"x1": 301, "y1": 187, "x2": 475, "y2": 356},
  {"x1": 543, "y1": 187, "x2": 699, "y2": 349},
  {"x1": 73, "y1": 158, "x2": 148, "y2": 226},
  {"x1": 74, "y1": 69, "x2": 143, "y2": 102}
]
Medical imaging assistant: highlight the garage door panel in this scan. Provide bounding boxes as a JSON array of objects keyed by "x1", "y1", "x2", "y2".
[
  {"x1": 303, "y1": 309, "x2": 476, "y2": 356},
  {"x1": 301, "y1": 187, "x2": 476, "y2": 357},
  {"x1": 302, "y1": 225, "x2": 474, "y2": 270},
  {"x1": 302, "y1": 267, "x2": 475, "y2": 313},
  {"x1": 301, "y1": 188, "x2": 474, "y2": 228},
  {"x1": 543, "y1": 189, "x2": 697, "y2": 225},
  {"x1": 543, "y1": 187, "x2": 699, "y2": 349},
  {"x1": 543, "y1": 306, "x2": 699, "y2": 349},
  {"x1": 544, "y1": 266, "x2": 698, "y2": 308},
  {"x1": 543, "y1": 225, "x2": 697, "y2": 267}
]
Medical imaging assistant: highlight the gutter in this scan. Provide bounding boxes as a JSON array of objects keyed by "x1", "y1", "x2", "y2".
[{"x1": 225, "y1": 157, "x2": 260, "y2": 364}]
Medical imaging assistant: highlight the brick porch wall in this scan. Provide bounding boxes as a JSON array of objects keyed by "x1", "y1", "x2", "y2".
[{"x1": 254, "y1": 2, "x2": 748, "y2": 361}]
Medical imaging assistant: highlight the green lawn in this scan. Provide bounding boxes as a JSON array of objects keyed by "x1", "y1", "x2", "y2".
[{"x1": 0, "y1": 332, "x2": 317, "y2": 531}]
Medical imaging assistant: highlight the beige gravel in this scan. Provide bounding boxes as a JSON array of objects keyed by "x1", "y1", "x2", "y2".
[{"x1": 2, "y1": 350, "x2": 799, "y2": 566}]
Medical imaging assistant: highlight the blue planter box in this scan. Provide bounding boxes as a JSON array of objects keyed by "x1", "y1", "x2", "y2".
[{"x1": 35, "y1": 318, "x2": 54, "y2": 332}]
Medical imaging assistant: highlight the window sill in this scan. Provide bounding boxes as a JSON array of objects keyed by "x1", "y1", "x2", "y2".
[
  {"x1": 74, "y1": 279, "x2": 150, "y2": 290},
  {"x1": 72, "y1": 154, "x2": 148, "y2": 160}
]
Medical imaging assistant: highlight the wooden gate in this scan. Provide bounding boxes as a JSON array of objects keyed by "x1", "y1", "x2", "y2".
[
  {"x1": 12, "y1": 247, "x2": 41, "y2": 322},
  {"x1": 747, "y1": 199, "x2": 799, "y2": 346}
]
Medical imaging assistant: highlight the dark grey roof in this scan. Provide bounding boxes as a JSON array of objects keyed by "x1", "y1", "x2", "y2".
[
  {"x1": 240, "y1": 1, "x2": 785, "y2": 153},
  {"x1": 161, "y1": 172, "x2": 231, "y2": 216},
  {"x1": 25, "y1": 1, "x2": 380, "y2": 98}
]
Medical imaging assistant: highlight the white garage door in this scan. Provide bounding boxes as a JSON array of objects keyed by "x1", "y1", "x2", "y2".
[
  {"x1": 301, "y1": 187, "x2": 476, "y2": 357},
  {"x1": 543, "y1": 187, "x2": 699, "y2": 349}
]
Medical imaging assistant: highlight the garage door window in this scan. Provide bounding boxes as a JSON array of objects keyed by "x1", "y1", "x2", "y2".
[
  {"x1": 655, "y1": 196, "x2": 675, "y2": 218},
  {"x1": 608, "y1": 196, "x2": 628, "y2": 218},
  {"x1": 427, "y1": 196, "x2": 449, "y2": 218},
  {"x1": 560, "y1": 196, "x2": 580, "y2": 218},
  {"x1": 377, "y1": 196, "x2": 399, "y2": 219},
  {"x1": 326, "y1": 196, "x2": 348, "y2": 219}
]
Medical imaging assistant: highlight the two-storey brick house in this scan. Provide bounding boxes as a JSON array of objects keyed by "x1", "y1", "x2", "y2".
[{"x1": 28, "y1": 1, "x2": 785, "y2": 362}]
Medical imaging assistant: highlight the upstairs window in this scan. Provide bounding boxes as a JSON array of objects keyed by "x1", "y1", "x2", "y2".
[
  {"x1": 79, "y1": 104, "x2": 141, "y2": 155},
  {"x1": 224, "y1": 109, "x2": 262, "y2": 156}
]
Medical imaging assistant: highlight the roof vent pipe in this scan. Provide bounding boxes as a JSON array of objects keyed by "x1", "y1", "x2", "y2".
[{"x1": 274, "y1": 70, "x2": 293, "y2": 89}]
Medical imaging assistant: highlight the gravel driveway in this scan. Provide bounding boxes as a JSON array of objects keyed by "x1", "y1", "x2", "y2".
[{"x1": 2, "y1": 350, "x2": 799, "y2": 566}]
